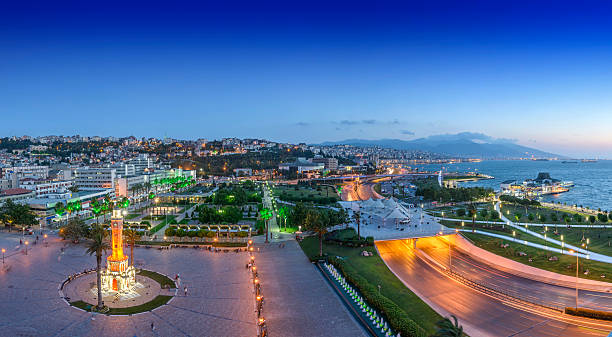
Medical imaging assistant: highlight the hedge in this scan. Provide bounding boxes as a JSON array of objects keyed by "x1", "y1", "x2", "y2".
[
  {"x1": 565, "y1": 307, "x2": 612, "y2": 321},
  {"x1": 328, "y1": 257, "x2": 427, "y2": 337}
]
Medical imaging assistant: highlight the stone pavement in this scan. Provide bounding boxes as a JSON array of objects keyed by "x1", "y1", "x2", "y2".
[
  {"x1": 254, "y1": 240, "x2": 368, "y2": 337},
  {"x1": 0, "y1": 232, "x2": 256, "y2": 337}
]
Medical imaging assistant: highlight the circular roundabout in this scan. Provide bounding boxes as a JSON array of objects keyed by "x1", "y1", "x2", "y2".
[{"x1": 61, "y1": 269, "x2": 176, "y2": 315}]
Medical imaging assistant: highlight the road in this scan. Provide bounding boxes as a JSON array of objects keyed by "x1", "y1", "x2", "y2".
[
  {"x1": 420, "y1": 236, "x2": 612, "y2": 312},
  {"x1": 341, "y1": 180, "x2": 383, "y2": 201},
  {"x1": 376, "y1": 239, "x2": 612, "y2": 337}
]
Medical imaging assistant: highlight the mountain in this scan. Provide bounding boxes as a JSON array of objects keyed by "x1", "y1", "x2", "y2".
[{"x1": 319, "y1": 132, "x2": 563, "y2": 159}]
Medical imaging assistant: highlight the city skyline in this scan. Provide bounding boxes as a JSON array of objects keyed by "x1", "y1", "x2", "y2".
[{"x1": 3, "y1": 1, "x2": 612, "y2": 158}]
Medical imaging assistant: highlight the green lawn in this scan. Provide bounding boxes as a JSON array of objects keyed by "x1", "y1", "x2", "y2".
[
  {"x1": 70, "y1": 295, "x2": 173, "y2": 315},
  {"x1": 529, "y1": 226, "x2": 612, "y2": 257},
  {"x1": 273, "y1": 185, "x2": 340, "y2": 201},
  {"x1": 137, "y1": 269, "x2": 176, "y2": 288},
  {"x1": 429, "y1": 203, "x2": 503, "y2": 222},
  {"x1": 299, "y1": 235, "x2": 441, "y2": 333},
  {"x1": 462, "y1": 233, "x2": 612, "y2": 283},
  {"x1": 500, "y1": 203, "x2": 608, "y2": 225}
]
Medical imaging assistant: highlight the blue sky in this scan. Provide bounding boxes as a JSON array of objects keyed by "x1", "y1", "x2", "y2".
[{"x1": 2, "y1": 1, "x2": 612, "y2": 157}]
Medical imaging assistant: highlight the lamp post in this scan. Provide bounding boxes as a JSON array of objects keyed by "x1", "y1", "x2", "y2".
[
  {"x1": 1, "y1": 248, "x2": 5, "y2": 265},
  {"x1": 24, "y1": 241, "x2": 29, "y2": 255},
  {"x1": 569, "y1": 249, "x2": 579, "y2": 309}
]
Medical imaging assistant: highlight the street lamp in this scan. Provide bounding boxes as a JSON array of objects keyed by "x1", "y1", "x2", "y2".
[
  {"x1": 561, "y1": 235, "x2": 564, "y2": 253},
  {"x1": 24, "y1": 241, "x2": 29, "y2": 255},
  {"x1": 1, "y1": 248, "x2": 5, "y2": 265},
  {"x1": 569, "y1": 249, "x2": 579, "y2": 309}
]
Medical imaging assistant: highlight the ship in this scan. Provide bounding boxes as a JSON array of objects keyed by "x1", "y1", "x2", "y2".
[
  {"x1": 501, "y1": 172, "x2": 572, "y2": 198},
  {"x1": 581, "y1": 159, "x2": 597, "y2": 163},
  {"x1": 561, "y1": 160, "x2": 578, "y2": 164}
]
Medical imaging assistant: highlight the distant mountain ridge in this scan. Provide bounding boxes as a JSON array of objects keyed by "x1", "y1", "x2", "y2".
[{"x1": 319, "y1": 132, "x2": 563, "y2": 159}]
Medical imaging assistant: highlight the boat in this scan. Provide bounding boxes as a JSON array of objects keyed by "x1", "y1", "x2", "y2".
[
  {"x1": 581, "y1": 159, "x2": 597, "y2": 163},
  {"x1": 561, "y1": 161, "x2": 578, "y2": 164}
]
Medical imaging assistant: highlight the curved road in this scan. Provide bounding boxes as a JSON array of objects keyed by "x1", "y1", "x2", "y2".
[
  {"x1": 341, "y1": 180, "x2": 384, "y2": 201},
  {"x1": 376, "y1": 239, "x2": 612, "y2": 337},
  {"x1": 421, "y1": 236, "x2": 612, "y2": 312}
]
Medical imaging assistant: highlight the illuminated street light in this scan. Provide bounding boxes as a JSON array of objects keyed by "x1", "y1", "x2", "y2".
[
  {"x1": 25, "y1": 241, "x2": 29, "y2": 255},
  {"x1": 1, "y1": 248, "x2": 4, "y2": 265}
]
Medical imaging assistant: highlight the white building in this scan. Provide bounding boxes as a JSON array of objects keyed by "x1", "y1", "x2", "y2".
[
  {"x1": 74, "y1": 167, "x2": 116, "y2": 190},
  {"x1": 19, "y1": 178, "x2": 73, "y2": 197},
  {"x1": 115, "y1": 175, "x2": 146, "y2": 198},
  {"x1": 2, "y1": 165, "x2": 49, "y2": 179}
]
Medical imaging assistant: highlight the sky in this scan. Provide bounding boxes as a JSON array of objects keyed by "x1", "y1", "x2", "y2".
[{"x1": 2, "y1": 1, "x2": 612, "y2": 158}]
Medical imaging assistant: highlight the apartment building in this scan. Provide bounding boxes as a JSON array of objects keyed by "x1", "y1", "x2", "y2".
[{"x1": 74, "y1": 167, "x2": 116, "y2": 190}]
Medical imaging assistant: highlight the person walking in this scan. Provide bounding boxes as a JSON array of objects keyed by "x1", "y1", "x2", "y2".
[
  {"x1": 151, "y1": 321, "x2": 155, "y2": 331},
  {"x1": 184, "y1": 286, "x2": 187, "y2": 296}
]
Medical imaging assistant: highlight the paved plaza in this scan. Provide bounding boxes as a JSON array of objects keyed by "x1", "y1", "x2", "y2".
[
  {"x1": 0, "y1": 231, "x2": 257, "y2": 337},
  {"x1": 254, "y1": 240, "x2": 367, "y2": 337}
]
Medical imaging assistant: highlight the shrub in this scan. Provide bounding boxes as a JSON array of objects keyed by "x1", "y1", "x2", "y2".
[
  {"x1": 164, "y1": 228, "x2": 176, "y2": 237},
  {"x1": 456, "y1": 208, "x2": 466, "y2": 217},
  {"x1": 565, "y1": 307, "x2": 612, "y2": 321},
  {"x1": 328, "y1": 257, "x2": 427, "y2": 337}
]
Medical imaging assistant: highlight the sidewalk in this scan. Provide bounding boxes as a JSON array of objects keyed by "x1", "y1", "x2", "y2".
[{"x1": 254, "y1": 240, "x2": 367, "y2": 337}]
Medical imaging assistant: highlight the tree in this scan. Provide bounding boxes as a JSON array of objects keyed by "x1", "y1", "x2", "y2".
[
  {"x1": 597, "y1": 213, "x2": 608, "y2": 223},
  {"x1": 433, "y1": 315, "x2": 465, "y2": 337},
  {"x1": 90, "y1": 199, "x2": 102, "y2": 224},
  {"x1": 337, "y1": 208, "x2": 349, "y2": 229},
  {"x1": 86, "y1": 224, "x2": 110, "y2": 311},
  {"x1": 0, "y1": 199, "x2": 37, "y2": 231},
  {"x1": 278, "y1": 206, "x2": 289, "y2": 231},
  {"x1": 573, "y1": 213, "x2": 583, "y2": 223},
  {"x1": 528, "y1": 213, "x2": 535, "y2": 222},
  {"x1": 479, "y1": 209, "x2": 488, "y2": 219},
  {"x1": 352, "y1": 209, "x2": 362, "y2": 239},
  {"x1": 539, "y1": 214, "x2": 547, "y2": 223},
  {"x1": 68, "y1": 185, "x2": 80, "y2": 193},
  {"x1": 456, "y1": 208, "x2": 466, "y2": 217},
  {"x1": 54, "y1": 201, "x2": 66, "y2": 224},
  {"x1": 589, "y1": 215, "x2": 596, "y2": 225},
  {"x1": 305, "y1": 210, "x2": 330, "y2": 257},
  {"x1": 467, "y1": 203, "x2": 477, "y2": 233},
  {"x1": 260, "y1": 208, "x2": 273, "y2": 243},
  {"x1": 514, "y1": 213, "x2": 522, "y2": 223},
  {"x1": 59, "y1": 218, "x2": 88, "y2": 243},
  {"x1": 123, "y1": 229, "x2": 141, "y2": 266}
]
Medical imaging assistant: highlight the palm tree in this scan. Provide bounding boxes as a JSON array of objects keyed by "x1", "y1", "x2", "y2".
[
  {"x1": 305, "y1": 210, "x2": 329, "y2": 257},
  {"x1": 260, "y1": 208, "x2": 273, "y2": 243},
  {"x1": 86, "y1": 224, "x2": 110, "y2": 311},
  {"x1": 433, "y1": 315, "x2": 465, "y2": 337},
  {"x1": 352, "y1": 209, "x2": 361, "y2": 239},
  {"x1": 123, "y1": 229, "x2": 141, "y2": 266},
  {"x1": 467, "y1": 203, "x2": 477, "y2": 233}
]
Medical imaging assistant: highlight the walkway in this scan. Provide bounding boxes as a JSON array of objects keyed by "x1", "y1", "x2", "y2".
[
  {"x1": 253, "y1": 240, "x2": 367, "y2": 337},
  {"x1": 0, "y1": 232, "x2": 257, "y2": 337}
]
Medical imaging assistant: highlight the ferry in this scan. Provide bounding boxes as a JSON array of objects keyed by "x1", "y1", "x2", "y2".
[{"x1": 500, "y1": 172, "x2": 572, "y2": 198}]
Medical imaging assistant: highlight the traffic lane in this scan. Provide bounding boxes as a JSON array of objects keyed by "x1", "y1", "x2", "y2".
[
  {"x1": 418, "y1": 237, "x2": 612, "y2": 312},
  {"x1": 376, "y1": 240, "x2": 609, "y2": 337}
]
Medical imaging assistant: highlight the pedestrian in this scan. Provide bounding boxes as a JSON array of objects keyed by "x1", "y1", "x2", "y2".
[
  {"x1": 19, "y1": 239, "x2": 22, "y2": 245},
  {"x1": 184, "y1": 286, "x2": 187, "y2": 296},
  {"x1": 151, "y1": 322, "x2": 155, "y2": 331}
]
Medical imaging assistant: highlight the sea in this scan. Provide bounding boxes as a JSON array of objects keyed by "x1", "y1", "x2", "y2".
[{"x1": 414, "y1": 160, "x2": 612, "y2": 211}]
